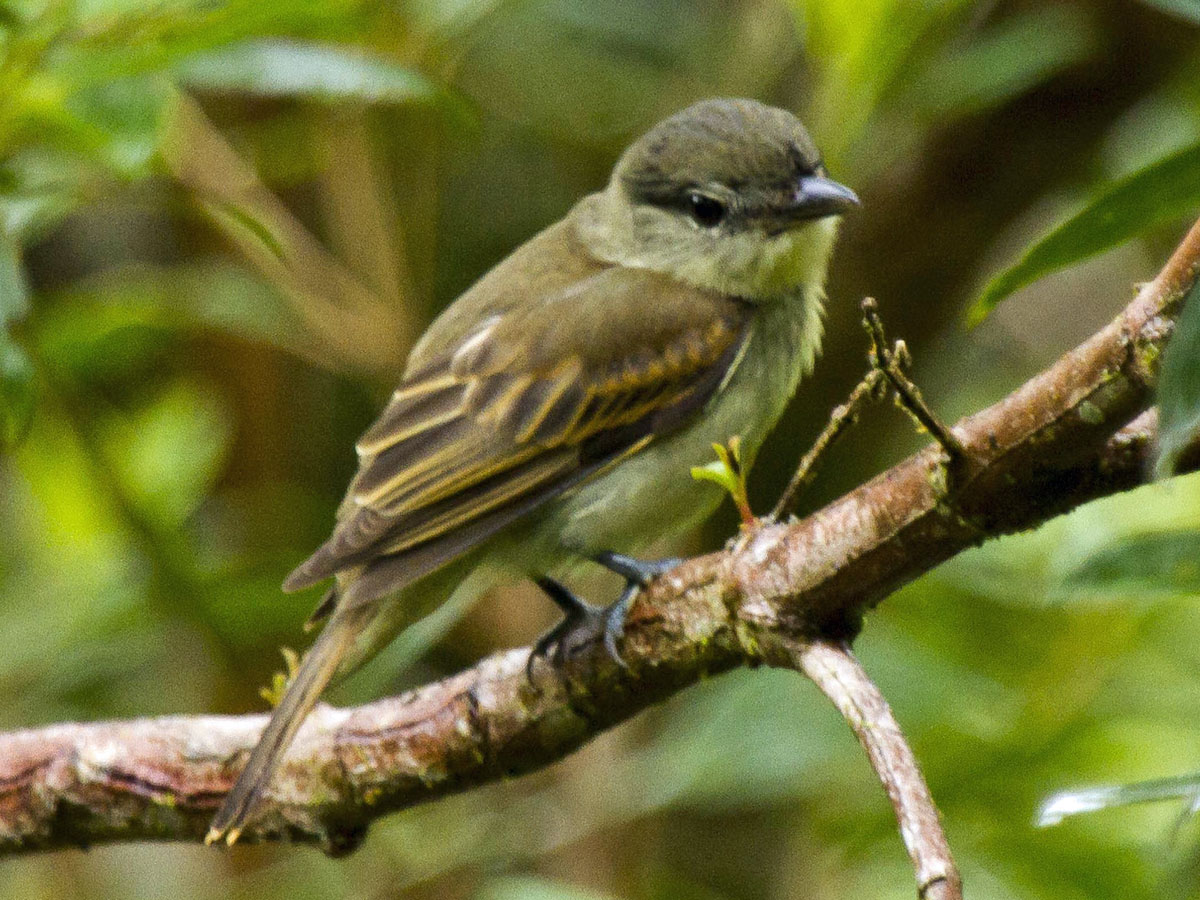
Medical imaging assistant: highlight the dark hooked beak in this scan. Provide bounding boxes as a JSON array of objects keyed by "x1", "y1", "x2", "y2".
[{"x1": 787, "y1": 175, "x2": 860, "y2": 222}]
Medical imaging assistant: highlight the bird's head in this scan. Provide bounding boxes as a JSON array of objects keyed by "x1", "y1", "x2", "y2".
[{"x1": 578, "y1": 98, "x2": 858, "y2": 300}]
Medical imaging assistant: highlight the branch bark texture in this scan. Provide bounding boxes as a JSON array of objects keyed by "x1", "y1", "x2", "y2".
[
  {"x1": 793, "y1": 639, "x2": 961, "y2": 900},
  {"x1": 2, "y1": 217, "x2": 1199, "y2": 862}
]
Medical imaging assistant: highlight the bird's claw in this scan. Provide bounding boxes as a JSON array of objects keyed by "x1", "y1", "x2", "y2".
[{"x1": 526, "y1": 578, "x2": 634, "y2": 680}]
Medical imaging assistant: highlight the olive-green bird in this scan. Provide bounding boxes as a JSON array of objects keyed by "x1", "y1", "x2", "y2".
[{"x1": 207, "y1": 97, "x2": 858, "y2": 843}]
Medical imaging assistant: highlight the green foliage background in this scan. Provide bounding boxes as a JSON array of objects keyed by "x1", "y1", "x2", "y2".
[{"x1": 3, "y1": 0, "x2": 1200, "y2": 898}]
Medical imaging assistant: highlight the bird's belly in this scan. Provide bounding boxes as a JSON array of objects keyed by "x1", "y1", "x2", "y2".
[{"x1": 552, "y1": 431, "x2": 730, "y2": 556}]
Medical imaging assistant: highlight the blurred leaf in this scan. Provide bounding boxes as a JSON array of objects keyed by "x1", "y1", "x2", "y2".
[
  {"x1": 61, "y1": 0, "x2": 374, "y2": 83},
  {"x1": 1156, "y1": 280, "x2": 1200, "y2": 476},
  {"x1": 1039, "y1": 772, "x2": 1200, "y2": 826},
  {"x1": 63, "y1": 75, "x2": 173, "y2": 176},
  {"x1": 41, "y1": 262, "x2": 315, "y2": 369},
  {"x1": 1060, "y1": 530, "x2": 1200, "y2": 599},
  {"x1": 0, "y1": 231, "x2": 34, "y2": 449},
  {"x1": 166, "y1": 263, "x2": 310, "y2": 353},
  {"x1": 34, "y1": 290, "x2": 177, "y2": 389},
  {"x1": 3, "y1": 69, "x2": 171, "y2": 180},
  {"x1": 798, "y1": 0, "x2": 972, "y2": 164},
  {"x1": 910, "y1": 7, "x2": 1097, "y2": 119},
  {"x1": 174, "y1": 39, "x2": 438, "y2": 104},
  {"x1": 628, "y1": 670, "x2": 851, "y2": 811},
  {"x1": 101, "y1": 378, "x2": 231, "y2": 527},
  {"x1": 969, "y1": 141, "x2": 1200, "y2": 325},
  {"x1": 1135, "y1": 0, "x2": 1200, "y2": 25},
  {"x1": 476, "y1": 876, "x2": 620, "y2": 900},
  {"x1": 0, "y1": 150, "x2": 86, "y2": 241},
  {"x1": 0, "y1": 230, "x2": 28, "y2": 325},
  {"x1": 0, "y1": 339, "x2": 35, "y2": 449}
]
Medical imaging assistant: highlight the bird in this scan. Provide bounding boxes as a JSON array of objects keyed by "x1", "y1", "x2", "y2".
[{"x1": 206, "y1": 97, "x2": 858, "y2": 844}]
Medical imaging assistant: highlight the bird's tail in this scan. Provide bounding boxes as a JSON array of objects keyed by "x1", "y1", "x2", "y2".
[{"x1": 205, "y1": 604, "x2": 367, "y2": 845}]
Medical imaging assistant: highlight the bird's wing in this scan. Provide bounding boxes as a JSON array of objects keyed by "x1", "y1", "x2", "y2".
[{"x1": 284, "y1": 264, "x2": 752, "y2": 610}]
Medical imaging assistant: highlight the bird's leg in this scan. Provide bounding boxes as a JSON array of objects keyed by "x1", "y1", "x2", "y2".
[
  {"x1": 526, "y1": 578, "x2": 619, "y2": 679},
  {"x1": 592, "y1": 550, "x2": 683, "y2": 586},
  {"x1": 526, "y1": 554, "x2": 683, "y2": 680},
  {"x1": 590, "y1": 551, "x2": 683, "y2": 663}
]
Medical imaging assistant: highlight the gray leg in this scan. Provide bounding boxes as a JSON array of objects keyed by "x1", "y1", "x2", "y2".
[
  {"x1": 526, "y1": 554, "x2": 683, "y2": 680},
  {"x1": 592, "y1": 551, "x2": 683, "y2": 585},
  {"x1": 527, "y1": 578, "x2": 628, "y2": 678}
]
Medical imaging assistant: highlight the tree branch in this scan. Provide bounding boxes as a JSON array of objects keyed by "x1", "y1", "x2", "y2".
[
  {"x1": 2, "y1": 217, "x2": 1198, "y2": 880},
  {"x1": 790, "y1": 639, "x2": 961, "y2": 900}
]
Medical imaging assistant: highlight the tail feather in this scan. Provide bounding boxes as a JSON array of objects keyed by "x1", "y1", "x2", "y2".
[
  {"x1": 206, "y1": 608, "x2": 365, "y2": 845},
  {"x1": 303, "y1": 585, "x2": 338, "y2": 631}
]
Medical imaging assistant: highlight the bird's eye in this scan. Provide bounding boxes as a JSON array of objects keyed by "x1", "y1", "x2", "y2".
[{"x1": 687, "y1": 192, "x2": 726, "y2": 228}]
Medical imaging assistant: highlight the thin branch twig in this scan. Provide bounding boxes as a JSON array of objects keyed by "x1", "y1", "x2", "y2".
[
  {"x1": 775, "y1": 297, "x2": 967, "y2": 521},
  {"x1": 861, "y1": 297, "x2": 969, "y2": 470},
  {"x1": 772, "y1": 368, "x2": 885, "y2": 520},
  {"x1": 788, "y1": 639, "x2": 962, "y2": 900}
]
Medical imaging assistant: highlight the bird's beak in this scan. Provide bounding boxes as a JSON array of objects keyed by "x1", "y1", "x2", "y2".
[{"x1": 787, "y1": 175, "x2": 860, "y2": 222}]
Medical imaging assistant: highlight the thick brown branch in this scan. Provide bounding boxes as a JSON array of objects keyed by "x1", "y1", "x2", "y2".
[{"x1": 2, "y1": 217, "x2": 1198, "y2": 861}]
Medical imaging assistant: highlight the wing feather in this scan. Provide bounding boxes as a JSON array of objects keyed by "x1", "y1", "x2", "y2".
[
  {"x1": 511, "y1": 366, "x2": 582, "y2": 443},
  {"x1": 355, "y1": 380, "x2": 465, "y2": 456},
  {"x1": 352, "y1": 417, "x2": 480, "y2": 505},
  {"x1": 379, "y1": 451, "x2": 579, "y2": 554},
  {"x1": 284, "y1": 259, "x2": 752, "y2": 604}
]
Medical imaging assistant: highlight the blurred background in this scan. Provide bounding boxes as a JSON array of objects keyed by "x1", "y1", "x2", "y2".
[{"x1": 3, "y1": 0, "x2": 1200, "y2": 897}]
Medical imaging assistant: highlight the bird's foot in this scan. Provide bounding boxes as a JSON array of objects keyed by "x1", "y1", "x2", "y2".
[
  {"x1": 526, "y1": 577, "x2": 637, "y2": 679},
  {"x1": 590, "y1": 552, "x2": 683, "y2": 660},
  {"x1": 525, "y1": 555, "x2": 682, "y2": 680}
]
